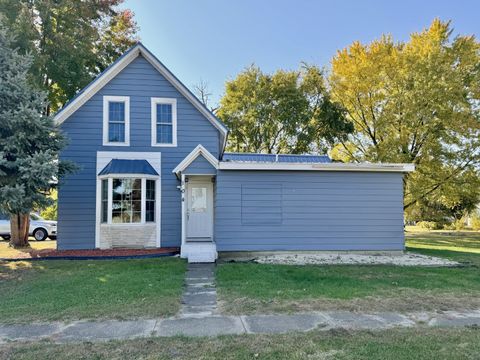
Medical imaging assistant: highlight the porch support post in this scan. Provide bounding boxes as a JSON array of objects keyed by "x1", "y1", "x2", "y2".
[{"x1": 180, "y1": 173, "x2": 187, "y2": 258}]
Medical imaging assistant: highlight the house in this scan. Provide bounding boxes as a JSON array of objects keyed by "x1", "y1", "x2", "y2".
[{"x1": 55, "y1": 43, "x2": 414, "y2": 263}]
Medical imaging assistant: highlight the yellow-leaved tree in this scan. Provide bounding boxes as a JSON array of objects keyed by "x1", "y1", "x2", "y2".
[{"x1": 329, "y1": 19, "x2": 480, "y2": 221}]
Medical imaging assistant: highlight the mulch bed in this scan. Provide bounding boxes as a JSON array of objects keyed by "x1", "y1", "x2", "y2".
[{"x1": 1, "y1": 247, "x2": 180, "y2": 261}]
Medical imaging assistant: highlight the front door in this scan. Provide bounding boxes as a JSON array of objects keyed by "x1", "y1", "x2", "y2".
[{"x1": 186, "y1": 181, "x2": 213, "y2": 240}]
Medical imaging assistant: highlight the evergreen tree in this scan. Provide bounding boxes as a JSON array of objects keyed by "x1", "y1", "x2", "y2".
[{"x1": 0, "y1": 24, "x2": 75, "y2": 247}]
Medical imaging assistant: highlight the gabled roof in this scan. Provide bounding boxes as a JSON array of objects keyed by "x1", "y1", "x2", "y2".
[
  {"x1": 222, "y1": 153, "x2": 331, "y2": 163},
  {"x1": 173, "y1": 144, "x2": 219, "y2": 177},
  {"x1": 98, "y1": 159, "x2": 158, "y2": 176},
  {"x1": 54, "y1": 42, "x2": 228, "y2": 146}
]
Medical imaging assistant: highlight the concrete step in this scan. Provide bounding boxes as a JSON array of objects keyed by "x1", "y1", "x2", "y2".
[{"x1": 187, "y1": 251, "x2": 217, "y2": 263}]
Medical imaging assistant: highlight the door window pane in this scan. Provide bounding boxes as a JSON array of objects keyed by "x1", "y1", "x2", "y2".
[{"x1": 191, "y1": 187, "x2": 207, "y2": 212}]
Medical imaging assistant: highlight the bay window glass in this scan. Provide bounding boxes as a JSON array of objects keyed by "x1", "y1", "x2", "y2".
[
  {"x1": 112, "y1": 178, "x2": 142, "y2": 223},
  {"x1": 101, "y1": 179, "x2": 108, "y2": 223},
  {"x1": 100, "y1": 177, "x2": 157, "y2": 224},
  {"x1": 146, "y1": 179, "x2": 156, "y2": 222}
]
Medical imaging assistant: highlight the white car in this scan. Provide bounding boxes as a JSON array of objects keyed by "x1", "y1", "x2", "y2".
[{"x1": 0, "y1": 213, "x2": 57, "y2": 241}]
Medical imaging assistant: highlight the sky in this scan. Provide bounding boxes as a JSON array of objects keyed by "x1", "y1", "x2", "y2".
[{"x1": 123, "y1": 0, "x2": 479, "y2": 106}]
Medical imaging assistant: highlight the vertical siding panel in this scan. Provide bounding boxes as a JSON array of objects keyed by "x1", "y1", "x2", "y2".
[{"x1": 58, "y1": 55, "x2": 220, "y2": 250}]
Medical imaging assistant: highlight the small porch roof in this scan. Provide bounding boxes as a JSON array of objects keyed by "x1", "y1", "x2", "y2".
[
  {"x1": 172, "y1": 145, "x2": 219, "y2": 177},
  {"x1": 98, "y1": 159, "x2": 159, "y2": 176}
]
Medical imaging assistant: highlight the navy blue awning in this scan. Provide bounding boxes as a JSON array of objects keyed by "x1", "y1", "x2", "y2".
[{"x1": 98, "y1": 159, "x2": 159, "y2": 176}]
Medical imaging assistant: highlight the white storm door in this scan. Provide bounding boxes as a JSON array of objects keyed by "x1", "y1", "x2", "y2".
[{"x1": 186, "y1": 182, "x2": 213, "y2": 239}]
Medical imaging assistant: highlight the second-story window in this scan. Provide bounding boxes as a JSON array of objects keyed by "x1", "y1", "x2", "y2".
[
  {"x1": 103, "y1": 96, "x2": 130, "y2": 146},
  {"x1": 151, "y1": 98, "x2": 177, "y2": 147}
]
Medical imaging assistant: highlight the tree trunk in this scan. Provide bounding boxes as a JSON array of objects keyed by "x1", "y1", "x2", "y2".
[{"x1": 9, "y1": 213, "x2": 30, "y2": 248}]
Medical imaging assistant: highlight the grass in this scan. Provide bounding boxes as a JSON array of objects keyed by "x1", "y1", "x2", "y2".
[
  {"x1": 0, "y1": 258, "x2": 186, "y2": 323},
  {"x1": 1, "y1": 327, "x2": 480, "y2": 359},
  {"x1": 0, "y1": 239, "x2": 56, "y2": 259},
  {"x1": 405, "y1": 227, "x2": 480, "y2": 254},
  {"x1": 217, "y1": 230, "x2": 480, "y2": 314}
]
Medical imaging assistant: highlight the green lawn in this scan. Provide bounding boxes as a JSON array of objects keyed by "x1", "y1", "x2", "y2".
[
  {"x1": 405, "y1": 228, "x2": 480, "y2": 253},
  {"x1": 0, "y1": 258, "x2": 186, "y2": 323},
  {"x1": 2, "y1": 328, "x2": 479, "y2": 360},
  {"x1": 217, "y1": 231, "x2": 480, "y2": 314}
]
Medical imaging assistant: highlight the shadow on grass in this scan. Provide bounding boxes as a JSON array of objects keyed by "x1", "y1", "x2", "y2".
[{"x1": 406, "y1": 230, "x2": 480, "y2": 254}]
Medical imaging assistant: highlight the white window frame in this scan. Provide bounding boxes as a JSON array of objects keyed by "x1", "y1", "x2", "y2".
[
  {"x1": 99, "y1": 174, "x2": 158, "y2": 225},
  {"x1": 151, "y1": 97, "x2": 177, "y2": 147},
  {"x1": 103, "y1": 96, "x2": 130, "y2": 146}
]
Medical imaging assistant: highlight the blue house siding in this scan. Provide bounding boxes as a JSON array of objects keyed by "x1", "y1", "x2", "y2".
[
  {"x1": 215, "y1": 170, "x2": 405, "y2": 251},
  {"x1": 58, "y1": 55, "x2": 220, "y2": 249},
  {"x1": 183, "y1": 155, "x2": 217, "y2": 175}
]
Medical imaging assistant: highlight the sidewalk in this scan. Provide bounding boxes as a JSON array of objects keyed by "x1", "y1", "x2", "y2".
[{"x1": 1, "y1": 310, "x2": 480, "y2": 343}]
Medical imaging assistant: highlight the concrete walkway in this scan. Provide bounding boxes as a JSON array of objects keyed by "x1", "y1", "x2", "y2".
[
  {"x1": 1, "y1": 310, "x2": 480, "y2": 343},
  {"x1": 180, "y1": 263, "x2": 217, "y2": 317}
]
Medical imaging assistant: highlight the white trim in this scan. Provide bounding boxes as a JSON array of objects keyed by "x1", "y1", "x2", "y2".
[
  {"x1": 151, "y1": 98, "x2": 177, "y2": 147},
  {"x1": 141, "y1": 178, "x2": 146, "y2": 223},
  {"x1": 55, "y1": 47, "x2": 140, "y2": 125},
  {"x1": 98, "y1": 173, "x2": 158, "y2": 180},
  {"x1": 102, "y1": 96, "x2": 130, "y2": 146},
  {"x1": 54, "y1": 43, "x2": 228, "y2": 141},
  {"x1": 218, "y1": 161, "x2": 415, "y2": 173},
  {"x1": 172, "y1": 144, "x2": 219, "y2": 177},
  {"x1": 155, "y1": 177, "x2": 161, "y2": 248},
  {"x1": 95, "y1": 151, "x2": 162, "y2": 248},
  {"x1": 107, "y1": 178, "x2": 113, "y2": 224},
  {"x1": 139, "y1": 46, "x2": 227, "y2": 136},
  {"x1": 180, "y1": 173, "x2": 186, "y2": 257},
  {"x1": 185, "y1": 180, "x2": 214, "y2": 240},
  {"x1": 95, "y1": 179, "x2": 101, "y2": 248}
]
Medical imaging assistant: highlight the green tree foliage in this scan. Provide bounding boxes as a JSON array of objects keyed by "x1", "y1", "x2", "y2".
[
  {"x1": 0, "y1": 26, "x2": 75, "y2": 247},
  {"x1": 0, "y1": 0, "x2": 138, "y2": 113},
  {"x1": 329, "y1": 19, "x2": 480, "y2": 216},
  {"x1": 217, "y1": 65, "x2": 353, "y2": 154},
  {"x1": 40, "y1": 189, "x2": 57, "y2": 220}
]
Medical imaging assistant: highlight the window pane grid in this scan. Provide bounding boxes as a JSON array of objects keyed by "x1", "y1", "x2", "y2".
[
  {"x1": 101, "y1": 179, "x2": 108, "y2": 223},
  {"x1": 108, "y1": 101, "x2": 126, "y2": 143},
  {"x1": 111, "y1": 178, "x2": 142, "y2": 223},
  {"x1": 103, "y1": 178, "x2": 156, "y2": 224},
  {"x1": 156, "y1": 103, "x2": 173, "y2": 144},
  {"x1": 146, "y1": 179, "x2": 156, "y2": 222}
]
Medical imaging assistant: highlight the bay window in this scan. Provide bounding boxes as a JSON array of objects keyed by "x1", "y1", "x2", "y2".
[{"x1": 100, "y1": 177, "x2": 156, "y2": 224}]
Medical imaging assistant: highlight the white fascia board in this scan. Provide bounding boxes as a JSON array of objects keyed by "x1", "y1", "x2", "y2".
[
  {"x1": 54, "y1": 43, "x2": 228, "y2": 143},
  {"x1": 139, "y1": 46, "x2": 228, "y2": 137},
  {"x1": 218, "y1": 161, "x2": 415, "y2": 173},
  {"x1": 98, "y1": 173, "x2": 159, "y2": 180},
  {"x1": 54, "y1": 47, "x2": 140, "y2": 125},
  {"x1": 173, "y1": 144, "x2": 219, "y2": 177}
]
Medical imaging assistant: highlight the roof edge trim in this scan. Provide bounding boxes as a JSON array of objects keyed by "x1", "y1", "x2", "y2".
[{"x1": 218, "y1": 161, "x2": 415, "y2": 173}]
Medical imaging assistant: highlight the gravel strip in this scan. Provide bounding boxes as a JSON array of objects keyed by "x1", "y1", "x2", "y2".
[{"x1": 253, "y1": 253, "x2": 459, "y2": 266}]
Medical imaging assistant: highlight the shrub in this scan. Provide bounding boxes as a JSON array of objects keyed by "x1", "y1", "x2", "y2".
[
  {"x1": 417, "y1": 221, "x2": 441, "y2": 230},
  {"x1": 471, "y1": 215, "x2": 480, "y2": 231},
  {"x1": 454, "y1": 219, "x2": 466, "y2": 231},
  {"x1": 443, "y1": 223, "x2": 456, "y2": 230}
]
